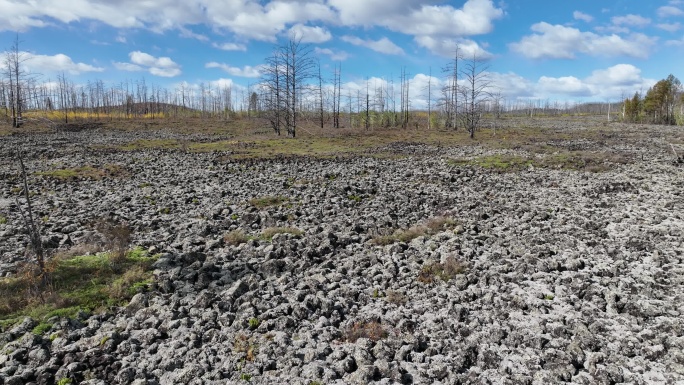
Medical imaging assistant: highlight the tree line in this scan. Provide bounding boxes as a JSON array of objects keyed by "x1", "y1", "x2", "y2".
[
  {"x1": 4, "y1": 35, "x2": 682, "y2": 136},
  {"x1": 622, "y1": 74, "x2": 683, "y2": 125}
]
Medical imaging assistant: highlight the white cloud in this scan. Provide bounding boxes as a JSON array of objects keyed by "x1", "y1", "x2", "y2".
[
  {"x1": 314, "y1": 47, "x2": 349, "y2": 61},
  {"x1": 657, "y1": 22, "x2": 682, "y2": 32},
  {"x1": 205, "y1": 62, "x2": 261, "y2": 78},
  {"x1": 113, "y1": 62, "x2": 143, "y2": 72},
  {"x1": 115, "y1": 35, "x2": 127, "y2": 43},
  {"x1": 414, "y1": 36, "x2": 492, "y2": 59},
  {"x1": 288, "y1": 24, "x2": 331, "y2": 43},
  {"x1": 531, "y1": 64, "x2": 656, "y2": 100},
  {"x1": 658, "y1": 5, "x2": 684, "y2": 18},
  {"x1": 341, "y1": 36, "x2": 404, "y2": 55},
  {"x1": 611, "y1": 14, "x2": 651, "y2": 28},
  {"x1": 329, "y1": 0, "x2": 503, "y2": 37},
  {"x1": 16, "y1": 52, "x2": 104, "y2": 75},
  {"x1": 538, "y1": 76, "x2": 592, "y2": 97},
  {"x1": 573, "y1": 11, "x2": 594, "y2": 23},
  {"x1": 179, "y1": 27, "x2": 209, "y2": 41},
  {"x1": 116, "y1": 51, "x2": 181, "y2": 77},
  {"x1": 212, "y1": 42, "x2": 247, "y2": 51},
  {"x1": 509, "y1": 22, "x2": 657, "y2": 59}
]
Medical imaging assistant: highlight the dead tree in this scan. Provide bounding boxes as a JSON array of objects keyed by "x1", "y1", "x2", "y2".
[
  {"x1": 15, "y1": 152, "x2": 47, "y2": 288},
  {"x1": 4, "y1": 35, "x2": 28, "y2": 128},
  {"x1": 458, "y1": 54, "x2": 492, "y2": 139}
]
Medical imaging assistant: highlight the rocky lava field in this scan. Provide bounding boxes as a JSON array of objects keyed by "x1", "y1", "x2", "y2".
[{"x1": 0, "y1": 120, "x2": 683, "y2": 384}]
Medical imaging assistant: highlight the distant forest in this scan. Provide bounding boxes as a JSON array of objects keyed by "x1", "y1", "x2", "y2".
[{"x1": 2, "y1": 36, "x2": 683, "y2": 134}]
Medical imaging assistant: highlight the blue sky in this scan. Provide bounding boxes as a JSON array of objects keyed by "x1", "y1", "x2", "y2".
[{"x1": 1, "y1": 0, "x2": 683, "y2": 106}]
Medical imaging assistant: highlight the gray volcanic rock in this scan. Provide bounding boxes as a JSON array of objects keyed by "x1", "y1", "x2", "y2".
[{"x1": 0, "y1": 123, "x2": 682, "y2": 384}]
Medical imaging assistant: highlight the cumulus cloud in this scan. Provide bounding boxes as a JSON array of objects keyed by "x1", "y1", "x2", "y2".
[
  {"x1": 205, "y1": 62, "x2": 261, "y2": 78},
  {"x1": 341, "y1": 36, "x2": 404, "y2": 55},
  {"x1": 314, "y1": 47, "x2": 349, "y2": 61},
  {"x1": 573, "y1": 11, "x2": 594, "y2": 23},
  {"x1": 115, "y1": 51, "x2": 181, "y2": 77},
  {"x1": 531, "y1": 64, "x2": 656, "y2": 99},
  {"x1": 414, "y1": 36, "x2": 492, "y2": 59},
  {"x1": 288, "y1": 24, "x2": 331, "y2": 43},
  {"x1": 329, "y1": 0, "x2": 503, "y2": 37},
  {"x1": 509, "y1": 22, "x2": 657, "y2": 59},
  {"x1": 12, "y1": 52, "x2": 104, "y2": 75}
]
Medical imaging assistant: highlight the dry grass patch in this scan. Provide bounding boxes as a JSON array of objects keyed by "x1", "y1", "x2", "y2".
[
  {"x1": 248, "y1": 195, "x2": 288, "y2": 208},
  {"x1": 37, "y1": 164, "x2": 128, "y2": 180},
  {"x1": 372, "y1": 216, "x2": 458, "y2": 245},
  {"x1": 344, "y1": 321, "x2": 388, "y2": 343},
  {"x1": 417, "y1": 256, "x2": 466, "y2": 284},
  {"x1": 224, "y1": 229, "x2": 249, "y2": 246}
]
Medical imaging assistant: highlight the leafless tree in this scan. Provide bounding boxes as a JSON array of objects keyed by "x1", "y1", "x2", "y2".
[
  {"x1": 4, "y1": 35, "x2": 29, "y2": 127},
  {"x1": 458, "y1": 54, "x2": 492, "y2": 139}
]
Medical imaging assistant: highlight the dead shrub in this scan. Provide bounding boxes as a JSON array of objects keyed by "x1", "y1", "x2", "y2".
[
  {"x1": 223, "y1": 229, "x2": 249, "y2": 246},
  {"x1": 418, "y1": 255, "x2": 466, "y2": 284},
  {"x1": 385, "y1": 290, "x2": 407, "y2": 304},
  {"x1": 94, "y1": 220, "x2": 132, "y2": 263},
  {"x1": 344, "y1": 321, "x2": 388, "y2": 343}
]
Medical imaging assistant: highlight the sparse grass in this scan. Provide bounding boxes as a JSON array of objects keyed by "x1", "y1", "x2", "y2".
[
  {"x1": 249, "y1": 195, "x2": 288, "y2": 208},
  {"x1": 344, "y1": 321, "x2": 388, "y2": 343},
  {"x1": 417, "y1": 256, "x2": 466, "y2": 284},
  {"x1": 0, "y1": 247, "x2": 158, "y2": 330},
  {"x1": 449, "y1": 151, "x2": 631, "y2": 173},
  {"x1": 385, "y1": 290, "x2": 407, "y2": 304},
  {"x1": 234, "y1": 334, "x2": 258, "y2": 361},
  {"x1": 36, "y1": 164, "x2": 127, "y2": 180},
  {"x1": 372, "y1": 216, "x2": 459, "y2": 245},
  {"x1": 260, "y1": 226, "x2": 303, "y2": 240},
  {"x1": 224, "y1": 229, "x2": 250, "y2": 246}
]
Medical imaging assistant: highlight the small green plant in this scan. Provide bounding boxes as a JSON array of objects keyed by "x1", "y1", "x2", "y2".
[
  {"x1": 248, "y1": 317, "x2": 260, "y2": 330},
  {"x1": 32, "y1": 322, "x2": 52, "y2": 335},
  {"x1": 159, "y1": 207, "x2": 171, "y2": 214},
  {"x1": 100, "y1": 336, "x2": 110, "y2": 346},
  {"x1": 240, "y1": 373, "x2": 252, "y2": 382},
  {"x1": 544, "y1": 294, "x2": 555, "y2": 300},
  {"x1": 372, "y1": 288, "x2": 383, "y2": 298},
  {"x1": 230, "y1": 213, "x2": 239, "y2": 221},
  {"x1": 309, "y1": 381, "x2": 323, "y2": 385},
  {"x1": 49, "y1": 333, "x2": 59, "y2": 341},
  {"x1": 347, "y1": 194, "x2": 362, "y2": 202},
  {"x1": 0, "y1": 215, "x2": 7, "y2": 225},
  {"x1": 57, "y1": 378, "x2": 73, "y2": 385}
]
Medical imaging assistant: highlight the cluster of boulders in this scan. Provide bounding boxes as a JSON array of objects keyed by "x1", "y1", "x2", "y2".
[{"x1": 0, "y1": 123, "x2": 682, "y2": 384}]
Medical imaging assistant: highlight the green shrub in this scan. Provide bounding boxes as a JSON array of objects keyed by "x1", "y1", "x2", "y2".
[{"x1": 248, "y1": 317, "x2": 260, "y2": 330}]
